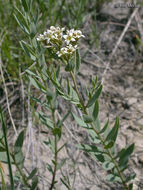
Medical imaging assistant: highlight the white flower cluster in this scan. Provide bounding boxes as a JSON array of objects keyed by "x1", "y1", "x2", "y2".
[
  {"x1": 37, "y1": 26, "x2": 84, "y2": 60},
  {"x1": 37, "y1": 26, "x2": 65, "y2": 45},
  {"x1": 63, "y1": 29, "x2": 85, "y2": 45},
  {"x1": 56, "y1": 44, "x2": 77, "y2": 57}
]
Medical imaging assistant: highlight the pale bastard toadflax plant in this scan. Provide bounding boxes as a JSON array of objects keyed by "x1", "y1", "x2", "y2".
[{"x1": 9, "y1": 1, "x2": 136, "y2": 189}]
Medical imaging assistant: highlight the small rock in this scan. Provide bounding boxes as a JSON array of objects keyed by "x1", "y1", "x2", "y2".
[
  {"x1": 128, "y1": 97, "x2": 137, "y2": 105},
  {"x1": 137, "y1": 118, "x2": 143, "y2": 126}
]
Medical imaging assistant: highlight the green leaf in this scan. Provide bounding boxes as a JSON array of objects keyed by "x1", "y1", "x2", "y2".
[
  {"x1": 128, "y1": 183, "x2": 133, "y2": 190},
  {"x1": 75, "y1": 49, "x2": 81, "y2": 74},
  {"x1": 46, "y1": 89, "x2": 54, "y2": 100},
  {"x1": 28, "y1": 0, "x2": 32, "y2": 11},
  {"x1": 0, "y1": 152, "x2": 13, "y2": 163},
  {"x1": 69, "y1": 84, "x2": 79, "y2": 102},
  {"x1": 125, "y1": 173, "x2": 136, "y2": 182},
  {"x1": 105, "y1": 117, "x2": 119, "y2": 143},
  {"x1": 104, "y1": 141, "x2": 114, "y2": 149},
  {"x1": 57, "y1": 159, "x2": 66, "y2": 170},
  {"x1": 47, "y1": 163, "x2": 53, "y2": 174},
  {"x1": 102, "y1": 161, "x2": 114, "y2": 171},
  {"x1": 76, "y1": 144, "x2": 104, "y2": 162},
  {"x1": 119, "y1": 144, "x2": 134, "y2": 167},
  {"x1": 14, "y1": 6, "x2": 28, "y2": 28},
  {"x1": 60, "y1": 177, "x2": 71, "y2": 189},
  {"x1": 89, "y1": 137, "x2": 101, "y2": 144},
  {"x1": 88, "y1": 128, "x2": 101, "y2": 144},
  {"x1": 14, "y1": 130, "x2": 25, "y2": 154},
  {"x1": 0, "y1": 146, "x2": 5, "y2": 152},
  {"x1": 56, "y1": 65, "x2": 60, "y2": 78},
  {"x1": 30, "y1": 22, "x2": 36, "y2": 38},
  {"x1": 20, "y1": 40, "x2": 36, "y2": 61},
  {"x1": 52, "y1": 128, "x2": 61, "y2": 139},
  {"x1": 65, "y1": 58, "x2": 75, "y2": 72},
  {"x1": 26, "y1": 69, "x2": 37, "y2": 77},
  {"x1": 99, "y1": 119, "x2": 109, "y2": 134},
  {"x1": 0, "y1": 166, "x2": 7, "y2": 190},
  {"x1": 21, "y1": 0, "x2": 28, "y2": 12},
  {"x1": 31, "y1": 176, "x2": 38, "y2": 190},
  {"x1": 86, "y1": 85, "x2": 102, "y2": 107},
  {"x1": 83, "y1": 115, "x2": 93, "y2": 123},
  {"x1": 57, "y1": 143, "x2": 66, "y2": 153},
  {"x1": 14, "y1": 150, "x2": 24, "y2": 166},
  {"x1": 72, "y1": 113, "x2": 88, "y2": 128},
  {"x1": 92, "y1": 100, "x2": 99, "y2": 121},
  {"x1": 106, "y1": 174, "x2": 122, "y2": 183},
  {"x1": 28, "y1": 168, "x2": 37, "y2": 180},
  {"x1": 57, "y1": 110, "x2": 71, "y2": 127},
  {"x1": 36, "y1": 111, "x2": 53, "y2": 129},
  {"x1": 44, "y1": 139, "x2": 55, "y2": 153},
  {"x1": 29, "y1": 76, "x2": 46, "y2": 93},
  {"x1": 14, "y1": 14, "x2": 29, "y2": 35},
  {"x1": 93, "y1": 153, "x2": 105, "y2": 163}
]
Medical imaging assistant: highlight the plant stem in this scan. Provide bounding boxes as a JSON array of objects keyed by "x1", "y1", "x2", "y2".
[
  {"x1": 12, "y1": 155, "x2": 31, "y2": 189},
  {"x1": 49, "y1": 108, "x2": 58, "y2": 190},
  {"x1": 0, "y1": 107, "x2": 15, "y2": 190},
  {"x1": 0, "y1": 135, "x2": 31, "y2": 189},
  {"x1": 70, "y1": 71, "x2": 129, "y2": 190}
]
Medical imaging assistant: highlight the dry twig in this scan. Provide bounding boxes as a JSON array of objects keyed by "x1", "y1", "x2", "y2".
[
  {"x1": 101, "y1": 7, "x2": 139, "y2": 85},
  {"x1": 0, "y1": 30, "x2": 18, "y2": 135}
]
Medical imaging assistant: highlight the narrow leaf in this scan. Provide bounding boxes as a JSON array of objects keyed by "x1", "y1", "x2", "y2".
[
  {"x1": 75, "y1": 49, "x2": 81, "y2": 74},
  {"x1": 102, "y1": 161, "x2": 114, "y2": 171},
  {"x1": 104, "y1": 141, "x2": 114, "y2": 149},
  {"x1": 105, "y1": 117, "x2": 119, "y2": 143},
  {"x1": 14, "y1": 14, "x2": 29, "y2": 35},
  {"x1": 72, "y1": 113, "x2": 88, "y2": 128},
  {"x1": 106, "y1": 174, "x2": 122, "y2": 182},
  {"x1": 29, "y1": 76, "x2": 46, "y2": 93},
  {"x1": 83, "y1": 114, "x2": 93, "y2": 123},
  {"x1": 28, "y1": 168, "x2": 37, "y2": 180},
  {"x1": 31, "y1": 176, "x2": 38, "y2": 190},
  {"x1": 119, "y1": 144, "x2": 134, "y2": 167},
  {"x1": 128, "y1": 183, "x2": 133, "y2": 190},
  {"x1": 100, "y1": 119, "x2": 109, "y2": 134},
  {"x1": 92, "y1": 100, "x2": 99, "y2": 121},
  {"x1": 86, "y1": 85, "x2": 102, "y2": 107},
  {"x1": 57, "y1": 110, "x2": 71, "y2": 127},
  {"x1": 20, "y1": 40, "x2": 36, "y2": 61},
  {"x1": 14, "y1": 130, "x2": 25, "y2": 154},
  {"x1": 21, "y1": 0, "x2": 28, "y2": 12}
]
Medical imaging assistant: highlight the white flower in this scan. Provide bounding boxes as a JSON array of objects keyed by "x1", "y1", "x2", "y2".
[
  {"x1": 63, "y1": 29, "x2": 84, "y2": 45},
  {"x1": 63, "y1": 34, "x2": 75, "y2": 45},
  {"x1": 66, "y1": 44, "x2": 76, "y2": 54},
  {"x1": 57, "y1": 44, "x2": 77, "y2": 58},
  {"x1": 50, "y1": 26, "x2": 56, "y2": 31},
  {"x1": 75, "y1": 30, "x2": 85, "y2": 38},
  {"x1": 37, "y1": 34, "x2": 45, "y2": 41},
  {"x1": 57, "y1": 47, "x2": 68, "y2": 57},
  {"x1": 37, "y1": 26, "x2": 83, "y2": 58}
]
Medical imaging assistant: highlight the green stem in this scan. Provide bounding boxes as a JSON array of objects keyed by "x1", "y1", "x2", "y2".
[
  {"x1": 70, "y1": 71, "x2": 129, "y2": 190},
  {"x1": 0, "y1": 108, "x2": 15, "y2": 190},
  {"x1": 12, "y1": 155, "x2": 31, "y2": 189},
  {"x1": 0, "y1": 135, "x2": 31, "y2": 189},
  {"x1": 49, "y1": 107, "x2": 58, "y2": 190}
]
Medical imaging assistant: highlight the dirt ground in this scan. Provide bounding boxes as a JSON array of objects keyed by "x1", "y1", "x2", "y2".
[{"x1": 1, "y1": 0, "x2": 143, "y2": 189}]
